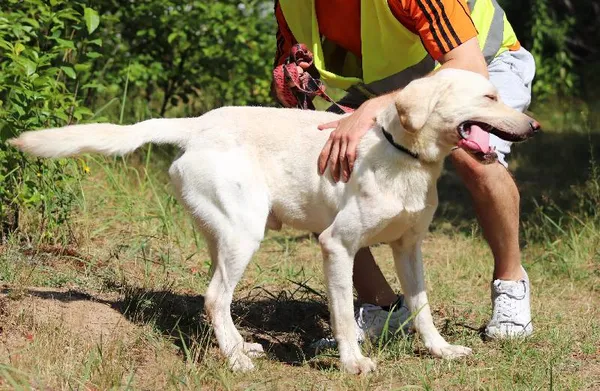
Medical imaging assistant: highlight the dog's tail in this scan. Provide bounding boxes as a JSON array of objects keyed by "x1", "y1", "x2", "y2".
[{"x1": 7, "y1": 118, "x2": 195, "y2": 158}]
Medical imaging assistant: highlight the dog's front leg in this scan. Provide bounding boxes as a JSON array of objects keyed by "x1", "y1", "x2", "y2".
[
  {"x1": 391, "y1": 238, "x2": 472, "y2": 359},
  {"x1": 319, "y1": 227, "x2": 376, "y2": 374}
]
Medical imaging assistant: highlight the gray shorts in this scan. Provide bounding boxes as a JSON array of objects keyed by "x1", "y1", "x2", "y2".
[
  {"x1": 328, "y1": 47, "x2": 536, "y2": 167},
  {"x1": 487, "y1": 47, "x2": 536, "y2": 167}
]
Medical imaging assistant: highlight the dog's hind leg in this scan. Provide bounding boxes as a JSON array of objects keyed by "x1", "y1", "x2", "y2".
[
  {"x1": 204, "y1": 231, "x2": 264, "y2": 371},
  {"x1": 169, "y1": 151, "x2": 268, "y2": 371},
  {"x1": 390, "y1": 237, "x2": 472, "y2": 359}
]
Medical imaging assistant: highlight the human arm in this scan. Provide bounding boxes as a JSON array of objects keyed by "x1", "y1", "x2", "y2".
[
  {"x1": 435, "y1": 36, "x2": 488, "y2": 78},
  {"x1": 318, "y1": 0, "x2": 487, "y2": 182}
]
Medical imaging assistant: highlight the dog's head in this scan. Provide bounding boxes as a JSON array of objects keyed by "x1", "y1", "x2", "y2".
[{"x1": 378, "y1": 68, "x2": 539, "y2": 163}]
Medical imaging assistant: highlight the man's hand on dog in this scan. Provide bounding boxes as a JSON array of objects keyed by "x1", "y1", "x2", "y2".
[{"x1": 318, "y1": 94, "x2": 394, "y2": 182}]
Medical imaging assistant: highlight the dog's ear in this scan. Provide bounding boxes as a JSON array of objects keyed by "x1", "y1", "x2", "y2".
[{"x1": 395, "y1": 76, "x2": 443, "y2": 134}]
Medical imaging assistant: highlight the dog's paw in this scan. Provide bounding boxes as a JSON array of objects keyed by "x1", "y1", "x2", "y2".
[
  {"x1": 243, "y1": 342, "x2": 265, "y2": 358},
  {"x1": 341, "y1": 356, "x2": 377, "y2": 375},
  {"x1": 430, "y1": 344, "x2": 472, "y2": 359},
  {"x1": 229, "y1": 352, "x2": 255, "y2": 372}
]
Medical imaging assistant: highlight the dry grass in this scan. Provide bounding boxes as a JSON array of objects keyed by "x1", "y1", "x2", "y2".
[{"x1": 0, "y1": 122, "x2": 599, "y2": 390}]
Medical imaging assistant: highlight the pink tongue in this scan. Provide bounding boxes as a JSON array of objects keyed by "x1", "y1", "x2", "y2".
[{"x1": 457, "y1": 124, "x2": 492, "y2": 154}]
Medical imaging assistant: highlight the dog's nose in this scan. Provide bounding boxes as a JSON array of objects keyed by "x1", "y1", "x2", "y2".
[{"x1": 529, "y1": 120, "x2": 541, "y2": 133}]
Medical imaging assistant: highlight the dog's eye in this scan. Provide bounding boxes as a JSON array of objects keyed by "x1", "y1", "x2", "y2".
[{"x1": 485, "y1": 94, "x2": 498, "y2": 101}]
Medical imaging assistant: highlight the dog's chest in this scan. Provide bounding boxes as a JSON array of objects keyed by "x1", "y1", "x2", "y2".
[
  {"x1": 367, "y1": 208, "x2": 431, "y2": 245},
  {"x1": 358, "y1": 171, "x2": 438, "y2": 246}
]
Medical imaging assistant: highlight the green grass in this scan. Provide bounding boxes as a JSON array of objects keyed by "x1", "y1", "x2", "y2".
[{"x1": 0, "y1": 102, "x2": 599, "y2": 390}]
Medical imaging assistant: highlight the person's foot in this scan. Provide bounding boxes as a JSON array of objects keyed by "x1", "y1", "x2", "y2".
[
  {"x1": 311, "y1": 296, "x2": 412, "y2": 351},
  {"x1": 485, "y1": 267, "x2": 533, "y2": 338}
]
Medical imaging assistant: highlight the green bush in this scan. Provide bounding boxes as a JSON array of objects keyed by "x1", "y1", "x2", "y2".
[
  {"x1": 0, "y1": 0, "x2": 102, "y2": 242},
  {"x1": 89, "y1": 0, "x2": 276, "y2": 118},
  {"x1": 529, "y1": 0, "x2": 576, "y2": 100},
  {"x1": 0, "y1": 0, "x2": 276, "y2": 242}
]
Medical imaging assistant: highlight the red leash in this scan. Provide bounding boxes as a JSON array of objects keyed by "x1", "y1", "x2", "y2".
[{"x1": 273, "y1": 44, "x2": 353, "y2": 113}]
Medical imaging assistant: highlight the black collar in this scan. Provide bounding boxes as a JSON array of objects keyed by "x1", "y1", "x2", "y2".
[{"x1": 381, "y1": 127, "x2": 419, "y2": 159}]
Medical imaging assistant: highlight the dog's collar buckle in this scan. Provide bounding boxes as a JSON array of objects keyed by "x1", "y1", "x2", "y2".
[{"x1": 381, "y1": 127, "x2": 419, "y2": 159}]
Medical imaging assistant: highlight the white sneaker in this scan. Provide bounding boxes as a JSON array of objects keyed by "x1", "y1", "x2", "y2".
[
  {"x1": 485, "y1": 267, "x2": 533, "y2": 338},
  {"x1": 311, "y1": 296, "x2": 412, "y2": 351}
]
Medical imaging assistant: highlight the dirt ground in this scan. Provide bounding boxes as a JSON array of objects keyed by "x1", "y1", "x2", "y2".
[{"x1": 0, "y1": 287, "x2": 131, "y2": 342}]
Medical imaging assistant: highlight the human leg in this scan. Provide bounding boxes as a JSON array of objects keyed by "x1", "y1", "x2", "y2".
[
  {"x1": 352, "y1": 247, "x2": 412, "y2": 341},
  {"x1": 453, "y1": 47, "x2": 536, "y2": 337},
  {"x1": 450, "y1": 150, "x2": 523, "y2": 281},
  {"x1": 353, "y1": 247, "x2": 398, "y2": 306}
]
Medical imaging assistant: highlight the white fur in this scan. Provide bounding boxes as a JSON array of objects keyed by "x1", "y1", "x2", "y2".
[{"x1": 8, "y1": 69, "x2": 537, "y2": 373}]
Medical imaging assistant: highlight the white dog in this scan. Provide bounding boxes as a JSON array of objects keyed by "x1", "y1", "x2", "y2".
[{"x1": 9, "y1": 69, "x2": 538, "y2": 374}]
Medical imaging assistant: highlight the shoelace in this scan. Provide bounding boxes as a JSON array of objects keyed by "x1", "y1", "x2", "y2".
[
  {"x1": 355, "y1": 304, "x2": 383, "y2": 327},
  {"x1": 492, "y1": 280, "x2": 527, "y2": 322},
  {"x1": 354, "y1": 304, "x2": 386, "y2": 341}
]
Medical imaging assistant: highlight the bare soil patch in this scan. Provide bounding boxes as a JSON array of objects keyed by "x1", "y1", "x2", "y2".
[{"x1": 0, "y1": 287, "x2": 136, "y2": 355}]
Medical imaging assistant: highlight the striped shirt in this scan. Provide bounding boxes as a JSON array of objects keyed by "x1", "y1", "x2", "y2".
[{"x1": 274, "y1": 0, "x2": 480, "y2": 66}]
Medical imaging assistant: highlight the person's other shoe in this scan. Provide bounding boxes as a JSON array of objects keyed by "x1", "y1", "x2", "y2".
[
  {"x1": 312, "y1": 295, "x2": 412, "y2": 351},
  {"x1": 485, "y1": 266, "x2": 533, "y2": 338}
]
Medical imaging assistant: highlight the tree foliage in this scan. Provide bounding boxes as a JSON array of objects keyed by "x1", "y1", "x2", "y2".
[
  {"x1": 0, "y1": 0, "x2": 276, "y2": 241},
  {"x1": 500, "y1": 0, "x2": 600, "y2": 100},
  {"x1": 91, "y1": 0, "x2": 275, "y2": 117},
  {"x1": 0, "y1": 0, "x2": 100, "y2": 241}
]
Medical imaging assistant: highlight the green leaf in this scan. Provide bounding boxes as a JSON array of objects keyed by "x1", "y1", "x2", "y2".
[
  {"x1": 23, "y1": 17, "x2": 40, "y2": 29},
  {"x1": 84, "y1": 7, "x2": 100, "y2": 34},
  {"x1": 167, "y1": 32, "x2": 178, "y2": 44},
  {"x1": 88, "y1": 38, "x2": 102, "y2": 47},
  {"x1": 74, "y1": 63, "x2": 91, "y2": 72},
  {"x1": 60, "y1": 66, "x2": 76, "y2": 79},
  {"x1": 16, "y1": 57, "x2": 36, "y2": 76},
  {"x1": 81, "y1": 82, "x2": 104, "y2": 90},
  {"x1": 53, "y1": 37, "x2": 75, "y2": 49},
  {"x1": 14, "y1": 42, "x2": 25, "y2": 55},
  {"x1": 54, "y1": 110, "x2": 69, "y2": 122}
]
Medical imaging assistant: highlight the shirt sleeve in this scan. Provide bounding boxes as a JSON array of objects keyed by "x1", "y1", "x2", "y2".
[
  {"x1": 274, "y1": 1, "x2": 298, "y2": 67},
  {"x1": 390, "y1": 0, "x2": 478, "y2": 61}
]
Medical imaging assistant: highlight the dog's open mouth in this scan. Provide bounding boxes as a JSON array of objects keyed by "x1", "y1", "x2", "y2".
[
  {"x1": 458, "y1": 120, "x2": 537, "y2": 143},
  {"x1": 456, "y1": 119, "x2": 539, "y2": 163},
  {"x1": 457, "y1": 121, "x2": 498, "y2": 164}
]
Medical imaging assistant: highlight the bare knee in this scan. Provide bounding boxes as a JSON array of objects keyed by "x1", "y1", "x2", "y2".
[
  {"x1": 451, "y1": 149, "x2": 495, "y2": 182},
  {"x1": 450, "y1": 149, "x2": 518, "y2": 199}
]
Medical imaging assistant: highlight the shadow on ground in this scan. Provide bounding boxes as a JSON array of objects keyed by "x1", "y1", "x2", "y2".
[
  {"x1": 2, "y1": 286, "x2": 332, "y2": 367},
  {"x1": 434, "y1": 130, "x2": 600, "y2": 235}
]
